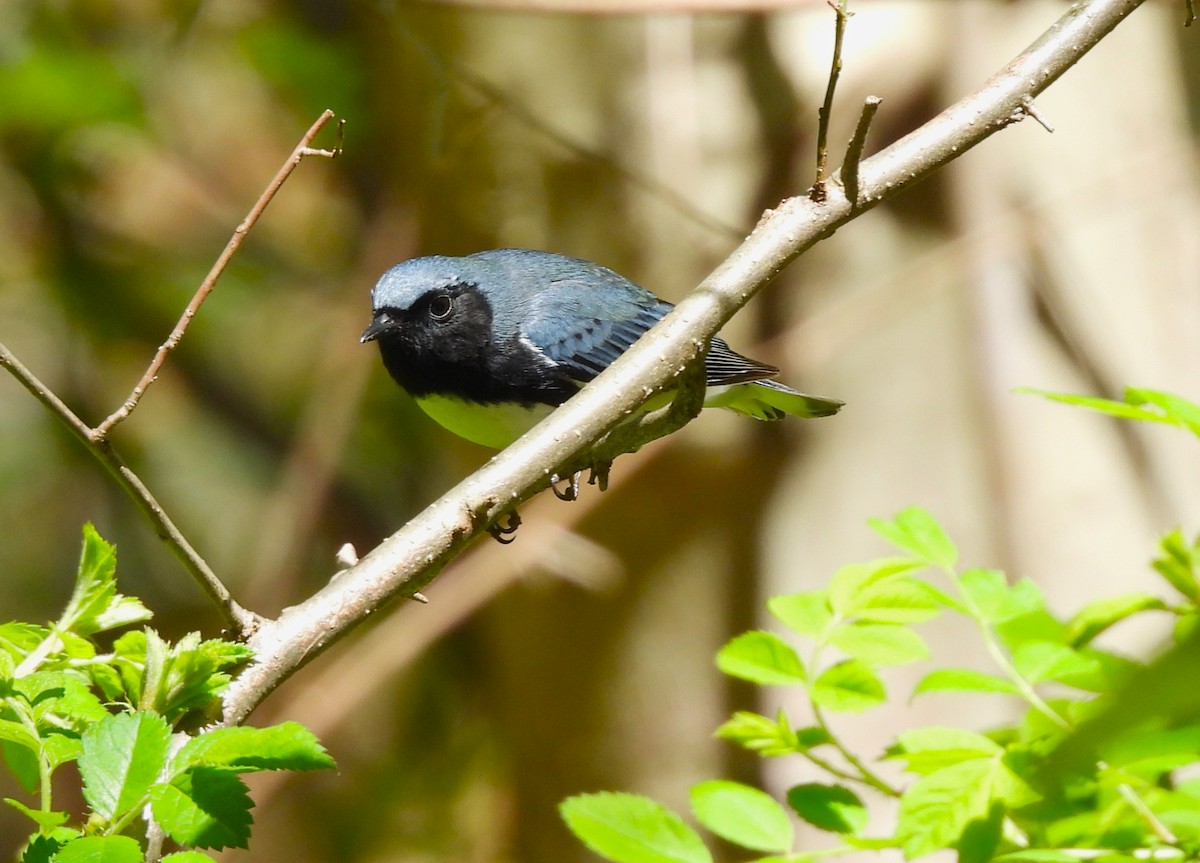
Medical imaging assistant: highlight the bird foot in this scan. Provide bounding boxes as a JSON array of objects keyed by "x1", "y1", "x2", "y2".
[
  {"x1": 550, "y1": 471, "x2": 582, "y2": 501},
  {"x1": 588, "y1": 460, "x2": 612, "y2": 492},
  {"x1": 488, "y1": 511, "x2": 522, "y2": 544}
]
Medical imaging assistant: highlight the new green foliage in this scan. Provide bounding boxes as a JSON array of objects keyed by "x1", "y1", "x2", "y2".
[
  {"x1": 564, "y1": 425, "x2": 1200, "y2": 863},
  {"x1": 1, "y1": 525, "x2": 334, "y2": 861}
]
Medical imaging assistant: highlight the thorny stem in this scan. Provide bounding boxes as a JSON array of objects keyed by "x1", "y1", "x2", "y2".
[
  {"x1": 94, "y1": 111, "x2": 342, "y2": 438},
  {"x1": 812, "y1": 0, "x2": 851, "y2": 203}
]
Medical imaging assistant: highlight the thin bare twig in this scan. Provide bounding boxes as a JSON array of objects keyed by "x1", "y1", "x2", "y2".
[
  {"x1": 812, "y1": 0, "x2": 851, "y2": 203},
  {"x1": 841, "y1": 95, "x2": 882, "y2": 207},
  {"x1": 221, "y1": 0, "x2": 1151, "y2": 725},
  {"x1": 95, "y1": 110, "x2": 343, "y2": 438},
  {"x1": 0, "y1": 343, "x2": 260, "y2": 635},
  {"x1": 1186, "y1": 0, "x2": 1195, "y2": 26}
]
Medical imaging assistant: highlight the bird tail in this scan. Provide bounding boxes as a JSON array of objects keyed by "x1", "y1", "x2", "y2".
[{"x1": 704, "y1": 378, "x2": 844, "y2": 421}]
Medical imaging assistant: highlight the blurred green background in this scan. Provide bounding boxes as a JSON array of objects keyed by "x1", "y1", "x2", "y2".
[{"x1": 1, "y1": 1, "x2": 1198, "y2": 860}]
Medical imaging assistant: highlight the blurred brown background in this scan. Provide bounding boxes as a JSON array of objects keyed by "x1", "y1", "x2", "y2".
[{"x1": 1, "y1": 1, "x2": 1198, "y2": 860}]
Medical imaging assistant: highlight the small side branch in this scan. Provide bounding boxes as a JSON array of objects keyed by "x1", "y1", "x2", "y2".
[
  {"x1": 840, "y1": 95, "x2": 882, "y2": 207},
  {"x1": 95, "y1": 110, "x2": 343, "y2": 438},
  {"x1": 812, "y1": 0, "x2": 851, "y2": 203},
  {"x1": 0, "y1": 343, "x2": 260, "y2": 636}
]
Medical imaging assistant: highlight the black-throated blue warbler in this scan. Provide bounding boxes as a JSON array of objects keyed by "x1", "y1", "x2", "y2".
[{"x1": 361, "y1": 249, "x2": 842, "y2": 450}]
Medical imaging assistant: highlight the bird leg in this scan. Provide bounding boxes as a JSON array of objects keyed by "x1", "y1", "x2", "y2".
[
  {"x1": 550, "y1": 470, "x2": 583, "y2": 501},
  {"x1": 487, "y1": 511, "x2": 522, "y2": 544}
]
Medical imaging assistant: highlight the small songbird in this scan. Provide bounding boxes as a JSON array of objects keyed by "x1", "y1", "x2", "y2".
[{"x1": 361, "y1": 249, "x2": 842, "y2": 451}]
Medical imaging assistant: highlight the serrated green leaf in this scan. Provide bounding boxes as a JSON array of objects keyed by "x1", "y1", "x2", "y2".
[
  {"x1": 172, "y1": 722, "x2": 334, "y2": 775},
  {"x1": 160, "y1": 853, "x2": 218, "y2": 863},
  {"x1": 715, "y1": 712, "x2": 795, "y2": 757},
  {"x1": 0, "y1": 623, "x2": 49, "y2": 658},
  {"x1": 4, "y1": 739, "x2": 40, "y2": 793},
  {"x1": 868, "y1": 508, "x2": 957, "y2": 569},
  {"x1": 20, "y1": 832, "x2": 74, "y2": 863},
  {"x1": 828, "y1": 624, "x2": 929, "y2": 667},
  {"x1": 716, "y1": 632, "x2": 805, "y2": 686},
  {"x1": 78, "y1": 711, "x2": 171, "y2": 822},
  {"x1": 1064, "y1": 593, "x2": 1168, "y2": 647},
  {"x1": 829, "y1": 558, "x2": 924, "y2": 617},
  {"x1": 560, "y1": 792, "x2": 712, "y2": 863},
  {"x1": 768, "y1": 592, "x2": 831, "y2": 638},
  {"x1": 690, "y1": 780, "x2": 792, "y2": 853},
  {"x1": 150, "y1": 767, "x2": 253, "y2": 851},
  {"x1": 891, "y1": 728, "x2": 1002, "y2": 774},
  {"x1": 913, "y1": 668, "x2": 1019, "y2": 697},
  {"x1": 4, "y1": 796, "x2": 68, "y2": 831},
  {"x1": 1011, "y1": 641, "x2": 1099, "y2": 687},
  {"x1": 785, "y1": 783, "x2": 867, "y2": 835},
  {"x1": 50, "y1": 835, "x2": 143, "y2": 863},
  {"x1": 0, "y1": 717, "x2": 39, "y2": 751},
  {"x1": 896, "y1": 756, "x2": 1036, "y2": 859},
  {"x1": 849, "y1": 577, "x2": 957, "y2": 623},
  {"x1": 957, "y1": 569, "x2": 1009, "y2": 622},
  {"x1": 1153, "y1": 529, "x2": 1200, "y2": 603},
  {"x1": 58, "y1": 525, "x2": 149, "y2": 638},
  {"x1": 810, "y1": 661, "x2": 885, "y2": 713}
]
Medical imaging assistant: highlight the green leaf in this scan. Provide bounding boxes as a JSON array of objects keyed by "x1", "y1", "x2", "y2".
[
  {"x1": 560, "y1": 792, "x2": 712, "y2": 863},
  {"x1": 868, "y1": 508, "x2": 957, "y2": 569},
  {"x1": 715, "y1": 712, "x2": 793, "y2": 757},
  {"x1": 58, "y1": 525, "x2": 151, "y2": 637},
  {"x1": 171, "y1": 722, "x2": 335, "y2": 775},
  {"x1": 992, "y1": 851, "x2": 1083, "y2": 863},
  {"x1": 1125, "y1": 387, "x2": 1200, "y2": 436},
  {"x1": 4, "y1": 797, "x2": 68, "y2": 831},
  {"x1": 690, "y1": 780, "x2": 793, "y2": 853},
  {"x1": 785, "y1": 783, "x2": 867, "y2": 835},
  {"x1": 1153, "y1": 529, "x2": 1200, "y2": 603},
  {"x1": 957, "y1": 569, "x2": 1009, "y2": 622},
  {"x1": 150, "y1": 767, "x2": 253, "y2": 851},
  {"x1": 896, "y1": 756, "x2": 1036, "y2": 859},
  {"x1": 160, "y1": 854, "x2": 218, "y2": 863},
  {"x1": 890, "y1": 728, "x2": 1002, "y2": 775},
  {"x1": 827, "y1": 624, "x2": 929, "y2": 667},
  {"x1": 847, "y1": 577, "x2": 956, "y2": 623},
  {"x1": 716, "y1": 632, "x2": 805, "y2": 686},
  {"x1": 50, "y1": 835, "x2": 143, "y2": 863},
  {"x1": 4, "y1": 739, "x2": 40, "y2": 793},
  {"x1": 1064, "y1": 593, "x2": 1168, "y2": 647},
  {"x1": 768, "y1": 591, "x2": 832, "y2": 638},
  {"x1": 78, "y1": 711, "x2": 171, "y2": 822},
  {"x1": 810, "y1": 661, "x2": 886, "y2": 713},
  {"x1": 913, "y1": 668, "x2": 1019, "y2": 697},
  {"x1": 1019, "y1": 386, "x2": 1200, "y2": 438},
  {"x1": 1011, "y1": 641, "x2": 1099, "y2": 687},
  {"x1": 828, "y1": 558, "x2": 925, "y2": 618}
]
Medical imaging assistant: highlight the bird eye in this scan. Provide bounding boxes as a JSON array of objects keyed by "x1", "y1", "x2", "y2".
[{"x1": 429, "y1": 294, "x2": 453, "y2": 320}]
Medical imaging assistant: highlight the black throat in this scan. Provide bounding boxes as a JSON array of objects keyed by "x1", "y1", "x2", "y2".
[{"x1": 374, "y1": 285, "x2": 578, "y2": 407}]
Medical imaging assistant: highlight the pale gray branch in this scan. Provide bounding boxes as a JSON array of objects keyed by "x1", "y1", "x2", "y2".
[{"x1": 222, "y1": 0, "x2": 1148, "y2": 725}]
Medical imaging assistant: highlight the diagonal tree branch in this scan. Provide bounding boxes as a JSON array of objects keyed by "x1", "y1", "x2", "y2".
[
  {"x1": 0, "y1": 343, "x2": 261, "y2": 634},
  {"x1": 221, "y1": 0, "x2": 1150, "y2": 724}
]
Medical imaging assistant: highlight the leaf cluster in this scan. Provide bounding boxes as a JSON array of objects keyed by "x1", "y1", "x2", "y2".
[
  {"x1": 1, "y1": 525, "x2": 334, "y2": 862},
  {"x1": 564, "y1": 505, "x2": 1200, "y2": 862}
]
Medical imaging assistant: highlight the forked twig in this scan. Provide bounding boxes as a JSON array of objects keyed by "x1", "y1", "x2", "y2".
[
  {"x1": 840, "y1": 95, "x2": 882, "y2": 207},
  {"x1": 95, "y1": 110, "x2": 343, "y2": 438}
]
